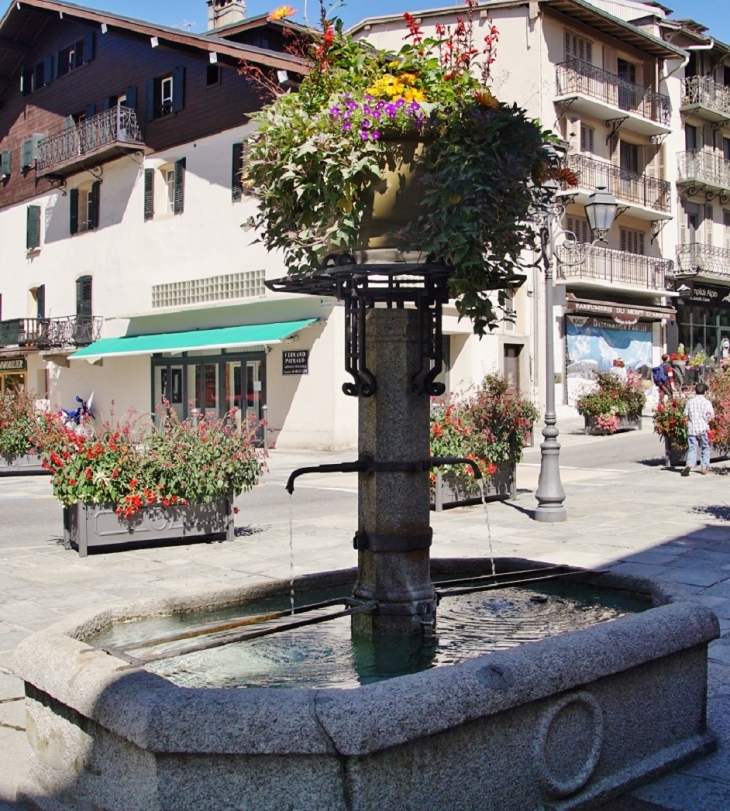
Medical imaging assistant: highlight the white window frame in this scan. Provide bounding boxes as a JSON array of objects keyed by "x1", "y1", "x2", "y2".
[
  {"x1": 160, "y1": 76, "x2": 173, "y2": 116},
  {"x1": 164, "y1": 168, "x2": 176, "y2": 213}
]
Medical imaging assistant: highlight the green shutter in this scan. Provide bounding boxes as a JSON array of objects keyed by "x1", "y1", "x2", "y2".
[
  {"x1": 1, "y1": 150, "x2": 11, "y2": 176},
  {"x1": 232, "y1": 143, "x2": 244, "y2": 202},
  {"x1": 173, "y1": 158, "x2": 186, "y2": 214},
  {"x1": 126, "y1": 85, "x2": 138, "y2": 113},
  {"x1": 76, "y1": 276, "x2": 92, "y2": 317},
  {"x1": 21, "y1": 139, "x2": 33, "y2": 169},
  {"x1": 89, "y1": 181, "x2": 101, "y2": 229},
  {"x1": 84, "y1": 31, "x2": 96, "y2": 64},
  {"x1": 172, "y1": 67, "x2": 185, "y2": 113},
  {"x1": 27, "y1": 205, "x2": 41, "y2": 250},
  {"x1": 85, "y1": 103, "x2": 96, "y2": 119},
  {"x1": 69, "y1": 188, "x2": 79, "y2": 234},
  {"x1": 36, "y1": 285, "x2": 45, "y2": 319},
  {"x1": 43, "y1": 55, "x2": 54, "y2": 86},
  {"x1": 144, "y1": 168, "x2": 155, "y2": 221}
]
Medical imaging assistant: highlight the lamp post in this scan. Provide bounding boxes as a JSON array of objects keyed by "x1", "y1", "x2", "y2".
[{"x1": 534, "y1": 185, "x2": 617, "y2": 523}]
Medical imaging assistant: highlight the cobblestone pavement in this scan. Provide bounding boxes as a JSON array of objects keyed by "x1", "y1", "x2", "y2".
[{"x1": 1, "y1": 418, "x2": 730, "y2": 809}]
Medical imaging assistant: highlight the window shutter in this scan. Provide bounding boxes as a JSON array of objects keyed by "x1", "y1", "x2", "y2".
[
  {"x1": 76, "y1": 276, "x2": 92, "y2": 317},
  {"x1": 20, "y1": 68, "x2": 32, "y2": 96},
  {"x1": 1, "y1": 150, "x2": 11, "y2": 176},
  {"x1": 580, "y1": 124, "x2": 594, "y2": 153},
  {"x1": 36, "y1": 285, "x2": 45, "y2": 319},
  {"x1": 101, "y1": 97, "x2": 110, "y2": 112},
  {"x1": 564, "y1": 30, "x2": 571, "y2": 60},
  {"x1": 703, "y1": 126, "x2": 715, "y2": 152},
  {"x1": 638, "y1": 232, "x2": 644, "y2": 256},
  {"x1": 145, "y1": 78, "x2": 156, "y2": 122},
  {"x1": 620, "y1": 228, "x2": 627, "y2": 252},
  {"x1": 85, "y1": 103, "x2": 96, "y2": 119},
  {"x1": 89, "y1": 181, "x2": 101, "y2": 229},
  {"x1": 26, "y1": 205, "x2": 41, "y2": 250},
  {"x1": 705, "y1": 203, "x2": 714, "y2": 247},
  {"x1": 585, "y1": 40, "x2": 593, "y2": 65},
  {"x1": 144, "y1": 168, "x2": 155, "y2": 221},
  {"x1": 172, "y1": 67, "x2": 185, "y2": 113},
  {"x1": 610, "y1": 133, "x2": 619, "y2": 168},
  {"x1": 126, "y1": 85, "x2": 138, "y2": 113},
  {"x1": 21, "y1": 139, "x2": 34, "y2": 169},
  {"x1": 57, "y1": 48, "x2": 69, "y2": 77},
  {"x1": 84, "y1": 31, "x2": 96, "y2": 64},
  {"x1": 43, "y1": 55, "x2": 54, "y2": 86},
  {"x1": 232, "y1": 142, "x2": 244, "y2": 202},
  {"x1": 173, "y1": 157, "x2": 186, "y2": 214},
  {"x1": 69, "y1": 188, "x2": 79, "y2": 235}
]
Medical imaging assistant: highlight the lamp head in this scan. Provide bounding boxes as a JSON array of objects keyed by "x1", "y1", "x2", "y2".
[{"x1": 584, "y1": 186, "x2": 617, "y2": 241}]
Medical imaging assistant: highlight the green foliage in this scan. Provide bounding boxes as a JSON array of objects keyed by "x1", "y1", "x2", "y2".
[
  {"x1": 35, "y1": 408, "x2": 265, "y2": 516},
  {"x1": 0, "y1": 389, "x2": 41, "y2": 459},
  {"x1": 576, "y1": 373, "x2": 646, "y2": 424},
  {"x1": 244, "y1": 6, "x2": 554, "y2": 334},
  {"x1": 652, "y1": 396, "x2": 688, "y2": 448}
]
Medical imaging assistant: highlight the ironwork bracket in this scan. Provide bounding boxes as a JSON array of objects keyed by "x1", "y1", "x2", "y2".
[
  {"x1": 43, "y1": 175, "x2": 67, "y2": 196},
  {"x1": 614, "y1": 205, "x2": 630, "y2": 221},
  {"x1": 651, "y1": 219, "x2": 669, "y2": 245},
  {"x1": 553, "y1": 97, "x2": 578, "y2": 130},
  {"x1": 605, "y1": 116, "x2": 629, "y2": 144},
  {"x1": 650, "y1": 133, "x2": 669, "y2": 146},
  {"x1": 87, "y1": 165, "x2": 104, "y2": 182}
]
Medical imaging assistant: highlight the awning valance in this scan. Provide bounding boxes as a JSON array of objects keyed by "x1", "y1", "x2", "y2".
[
  {"x1": 69, "y1": 319, "x2": 318, "y2": 362},
  {"x1": 566, "y1": 295, "x2": 676, "y2": 323}
]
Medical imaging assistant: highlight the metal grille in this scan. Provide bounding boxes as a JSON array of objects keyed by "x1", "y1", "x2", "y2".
[
  {"x1": 564, "y1": 153, "x2": 671, "y2": 213},
  {"x1": 556, "y1": 58, "x2": 671, "y2": 126},
  {"x1": 676, "y1": 242, "x2": 730, "y2": 278},
  {"x1": 0, "y1": 316, "x2": 101, "y2": 349},
  {"x1": 152, "y1": 270, "x2": 266, "y2": 308},
  {"x1": 557, "y1": 244, "x2": 672, "y2": 290},
  {"x1": 677, "y1": 149, "x2": 730, "y2": 191},
  {"x1": 37, "y1": 107, "x2": 144, "y2": 173},
  {"x1": 682, "y1": 75, "x2": 730, "y2": 117}
]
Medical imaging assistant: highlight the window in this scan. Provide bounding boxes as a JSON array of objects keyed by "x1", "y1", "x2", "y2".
[
  {"x1": 26, "y1": 205, "x2": 41, "y2": 251},
  {"x1": 76, "y1": 276, "x2": 92, "y2": 318},
  {"x1": 564, "y1": 31, "x2": 592, "y2": 64},
  {"x1": 566, "y1": 215, "x2": 590, "y2": 244},
  {"x1": 70, "y1": 182, "x2": 101, "y2": 234},
  {"x1": 143, "y1": 158, "x2": 186, "y2": 220},
  {"x1": 21, "y1": 134, "x2": 45, "y2": 171},
  {"x1": 580, "y1": 123, "x2": 594, "y2": 154},
  {"x1": 207, "y1": 64, "x2": 221, "y2": 87},
  {"x1": 620, "y1": 141, "x2": 641, "y2": 174},
  {"x1": 686, "y1": 125, "x2": 698, "y2": 152},
  {"x1": 57, "y1": 32, "x2": 95, "y2": 77},
  {"x1": 20, "y1": 57, "x2": 53, "y2": 96},
  {"x1": 724, "y1": 138, "x2": 730, "y2": 162},
  {"x1": 232, "y1": 142, "x2": 244, "y2": 202},
  {"x1": 1, "y1": 150, "x2": 11, "y2": 178},
  {"x1": 164, "y1": 168, "x2": 176, "y2": 213},
  {"x1": 620, "y1": 228, "x2": 645, "y2": 255},
  {"x1": 145, "y1": 68, "x2": 185, "y2": 121},
  {"x1": 31, "y1": 285, "x2": 45, "y2": 319}
]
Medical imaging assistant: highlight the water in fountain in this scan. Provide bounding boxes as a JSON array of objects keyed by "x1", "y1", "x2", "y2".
[{"x1": 477, "y1": 478, "x2": 497, "y2": 579}]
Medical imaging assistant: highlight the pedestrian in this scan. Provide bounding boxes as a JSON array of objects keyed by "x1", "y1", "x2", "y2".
[
  {"x1": 652, "y1": 354, "x2": 675, "y2": 399},
  {"x1": 609, "y1": 359, "x2": 628, "y2": 382},
  {"x1": 681, "y1": 382, "x2": 715, "y2": 476}
]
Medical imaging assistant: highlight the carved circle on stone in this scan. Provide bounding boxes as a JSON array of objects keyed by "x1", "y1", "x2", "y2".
[
  {"x1": 146, "y1": 513, "x2": 174, "y2": 531},
  {"x1": 535, "y1": 691, "x2": 603, "y2": 799}
]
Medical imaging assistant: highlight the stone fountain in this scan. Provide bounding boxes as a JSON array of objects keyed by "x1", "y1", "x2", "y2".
[{"x1": 13, "y1": 262, "x2": 719, "y2": 811}]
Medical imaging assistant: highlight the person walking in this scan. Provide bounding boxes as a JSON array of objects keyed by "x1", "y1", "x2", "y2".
[{"x1": 682, "y1": 382, "x2": 715, "y2": 476}]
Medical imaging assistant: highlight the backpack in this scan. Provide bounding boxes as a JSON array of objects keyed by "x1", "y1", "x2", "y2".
[{"x1": 652, "y1": 364, "x2": 669, "y2": 386}]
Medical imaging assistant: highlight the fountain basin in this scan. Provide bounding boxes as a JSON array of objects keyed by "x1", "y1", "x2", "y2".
[{"x1": 13, "y1": 558, "x2": 718, "y2": 811}]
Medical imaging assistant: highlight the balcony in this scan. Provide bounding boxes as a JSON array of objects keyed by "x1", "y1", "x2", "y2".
[
  {"x1": 677, "y1": 150, "x2": 730, "y2": 200},
  {"x1": 681, "y1": 76, "x2": 730, "y2": 123},
  {"x1": 560, "y1": 153, "x2": 671, "y2": 219},
  {"x1": 555, "y1": 58, "x2": 671, "y2": 136},
  {"x1": 0, "y1": 316, "x2": 102, "y2": 351},
  {"x1": 36, "y1": 107, "x2": 147, "y2": 179},
  {"x1": 556, "y1": 244, "x2": 673, "y2": 294},
  {"x1": 675, "y1": 243, "x2": 730, "y2": 279}
]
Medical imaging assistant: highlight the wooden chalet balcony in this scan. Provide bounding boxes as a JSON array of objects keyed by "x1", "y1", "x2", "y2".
[
  {"x1": 675, "y1": 243, "x2": 730, "y2": 279},
  {"x1": 556, "y1": 244, "x2": 672, "y2": 293},
  {"x1": 560, "y1": 153, "x2": 671, "y2": 219},
  {"x1": 36, "y1": 107, "x2": 146, "y2": 178},
  {"x1": 555, "y1": 58, "x2": 671, "y2": 136},
  {"x1": 0, "y1": 316, "x2": 102, "y2": 350},
  {"x1": 681, "y1": 76, "x2": 730, "y2": 123},
  {"x1": 677, "y1": 150, "x2": 730, "y2": 199}
]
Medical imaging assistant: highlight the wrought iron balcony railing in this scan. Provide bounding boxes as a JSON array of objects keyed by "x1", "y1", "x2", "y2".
[
  {"x1": 677, "y1": 150, "x2": 730, "y2": 193},
  {"x1": 36, "y1": 106, "x2": 145, "y2": 175},
  {"x1": 556, "y1": 58, "x2": 671, "y2": 127},
  {"x1": 681, "y1": 76, "x2": 730, "y2": 118},
  {"x1": 676, "y1": 243, "x2": 730, "y2": 278},
  {"x1": 557, "y1": 244, "x2": 672, "y2": 291},
  {"x1": 563, "y1": 153, "x2": 671, "y2": 214},
  {"x1": 0, "y1": 316, "x2": 102, "y2": 350}
]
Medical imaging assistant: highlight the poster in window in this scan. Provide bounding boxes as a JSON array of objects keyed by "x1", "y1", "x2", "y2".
[{"x1": 171, "y1": 369, "x2": 182, "y2": 403}]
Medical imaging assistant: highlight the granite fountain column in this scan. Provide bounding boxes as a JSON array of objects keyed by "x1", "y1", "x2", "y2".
[{"x1": 352, "y1": 307, "x2": 437, "y2": 636}]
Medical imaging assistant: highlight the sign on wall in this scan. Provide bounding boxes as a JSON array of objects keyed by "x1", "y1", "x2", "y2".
[
  {"x1": 0, "y1": 358, "x2": 27, "y2": 372},
  {"x1": 282, "y1": 349, "x2": 309, "y2": 375}
]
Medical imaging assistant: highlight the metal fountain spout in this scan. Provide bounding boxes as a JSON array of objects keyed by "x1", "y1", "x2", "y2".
[{"x1": 285, "y1": 455, "x2": 481, "y2": 495}]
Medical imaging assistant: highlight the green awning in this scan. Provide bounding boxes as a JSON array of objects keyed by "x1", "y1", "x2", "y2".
[{"x1": 69, "y1": 319, "x2": 318, "y2": 362}]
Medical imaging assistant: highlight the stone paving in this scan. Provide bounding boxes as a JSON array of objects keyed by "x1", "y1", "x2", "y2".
[{"x1": 1, "y1": 419, "x2": 730, "y2": 808}]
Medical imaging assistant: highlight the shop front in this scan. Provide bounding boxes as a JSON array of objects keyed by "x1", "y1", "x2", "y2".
[
  {"x1": 0, "y1": 357, "x2": 26, "y2": 393},
  {"x1": 564, "y1": 296, "x2": 676, "y2": 406},
  {"x1": 672, "y1": 281, "x2": 730, "y2": 363}
]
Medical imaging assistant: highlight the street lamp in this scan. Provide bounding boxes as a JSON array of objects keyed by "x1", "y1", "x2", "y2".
[{"x1": 533, "y1": 184, "x2": 617, "y2": 523}]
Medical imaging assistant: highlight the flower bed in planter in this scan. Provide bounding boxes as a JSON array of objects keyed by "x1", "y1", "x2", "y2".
[
  {"x1": 664, "y1": 440, "x2": 728, "y2": 468},
  {"x1": 0, "y1": 452, "x2": 47, "y2": 475},
  {"x1": 584, "y1": 415, "x2": 642, "y2": 435},
  {"x1": 63, "y1": 499, "x2": 234, "y2": 558},
  {"x1": 0, "y1": 390, "x2": 48, "y2": 475},
  {"x1": 431, "y1": 463, "x2": 515, "y2": 511}
]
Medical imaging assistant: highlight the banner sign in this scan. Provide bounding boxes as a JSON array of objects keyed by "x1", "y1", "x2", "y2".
[
  {"x1": 673, "y1": 281, "x2": 730, "y2": 309},
  {"x1": 0, "y1": 358, "x2": 26, "y2": 372},
  {"x1": 282, "y1": 349, "x2": 309, "y2": 375}
]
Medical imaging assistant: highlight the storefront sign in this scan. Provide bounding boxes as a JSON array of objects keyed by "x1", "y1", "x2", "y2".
[
  {"x1": 282, "y1": 350, "x2": 309, "y2": 375},
  {"x1": 567, "y1": 297, "x2": 675, "y2": 323},
  {"x1": 0, "y1": 358, "x2": 26, "y2": 372},
  {"x1": 674, "y1": 281, "x2": 730, "y2": 309}
]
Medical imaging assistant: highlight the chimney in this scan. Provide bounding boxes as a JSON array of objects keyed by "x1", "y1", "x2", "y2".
[{"x1": 207, "y1": 0, "x2": 246, "y2": 30}]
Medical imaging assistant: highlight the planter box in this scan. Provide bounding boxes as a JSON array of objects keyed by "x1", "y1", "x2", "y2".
[
  {"x1": 63, "y1": 499, "x2": 234, "y2": 557},
  {"x1": 584, "y1": 415, "x2": 642, "y2": 435},
  {"x1": 664, "y1": 440, "x2": 729, "y2": 468},
  {"x1": 0, "y1": 452, "x2": 48, "y2": 476},
  {"x1": 431, "y1": 463, "x2": 515, "y2": 511}
]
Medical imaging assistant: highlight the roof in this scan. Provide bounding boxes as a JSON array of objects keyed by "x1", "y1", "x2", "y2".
[
  {"x1": 207, "y1": 11, "x2": 311, "y2": 40},
  {"x1": 0, "y1": 0, "x2": 307, "y2": 90},
  {"x1": 350, "y1": 0, "x2": 685, "y2": 60}
]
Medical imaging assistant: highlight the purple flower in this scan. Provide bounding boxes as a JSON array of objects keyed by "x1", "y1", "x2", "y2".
[
  {"x1": 343, "y1": 121, "x2": 352, "y2": 131},
  {"x1": 372, "y1": 110, "x2": 381, "y2": 119},
  {"x1": 363, "y1": 104, "x2": 372, "y2": 115},
  {"x1": 385, "y1": 104, "x2": 396, "y2": 119},
  {"x1": 395, "y1": 98, "x2": 406, "y2": 108},
  {"x1": 362, "y1": 118, "x2": 371, "y2": 129},
  {"x1": 330, "y1": 105, "x2": 341, "y2": 117},
  {"x1": 376, "y1": 100, "x2": 386, "y2": 109},
  {"x1": 361, "y1": 131, "x2": 369, "y2": 140},
  {"x1": 372, "y1": 130, "x2": 381, "y2": 140}
]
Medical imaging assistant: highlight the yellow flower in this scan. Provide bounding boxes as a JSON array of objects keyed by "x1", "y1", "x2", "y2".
[
  {"x1": 399, "y1": 72, "x2": 418, "y2": 86},
  {"x1": 268, "y1": 5, "x2": 296, "y2": 21},
  {"x1": 403, "y1": 87, "x2": 426, "y2": 102}
]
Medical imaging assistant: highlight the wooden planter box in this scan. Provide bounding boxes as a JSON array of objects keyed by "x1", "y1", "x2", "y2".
[
  {"x1": 63, "y1": 499, "x2": 235, "y2": 557},
  {"x1": 584, "y1": 415, "x2": 642, "y2": 435},
  {"x1": 431, "y1": 463, "x2": 516, "y2": 511},
  {"x1": 664, "y1": 440, "x2": 729, "y2": 468},
  {"x1": 0, "y1": 452, "x2": 48, "y2": 476}
]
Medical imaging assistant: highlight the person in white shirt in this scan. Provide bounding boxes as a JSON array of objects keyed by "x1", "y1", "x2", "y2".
[
  {"x1": 682, "y1": 383, "x2": 715, "y2": 476},
  {"x1": 609, "y1": 359, "x2": 628, "y2": 382}
]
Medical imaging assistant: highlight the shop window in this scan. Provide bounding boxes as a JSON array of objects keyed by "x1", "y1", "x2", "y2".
[
  {"x1": 70, "y1": 181, "x2": 101, "y2": 234},
  {"x1": 145, "y1": 68, "x2": 185, "y2": 121}
]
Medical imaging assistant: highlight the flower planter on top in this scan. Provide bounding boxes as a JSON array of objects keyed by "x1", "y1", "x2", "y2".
[
  {"x1": 63, "y1": 499, "x2": 234, "y2": 558},
  {"x1": 431, "y1": 463, "x2": 516, "y2": 511},
  {"x1": 0, "y1": 453, "x2": 48, "y2": 475},
  {"x1": 584, "y1": 415, "x2": 642, "y2": 435},
  {"x1": 664, "y1": 440, "x2": 728, "y2": 468}
]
